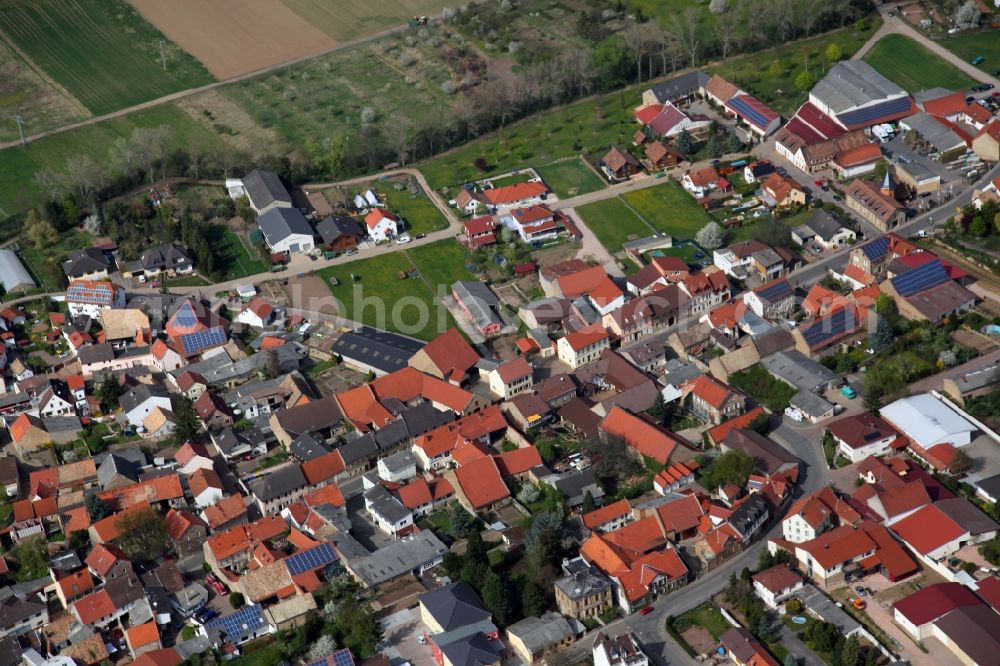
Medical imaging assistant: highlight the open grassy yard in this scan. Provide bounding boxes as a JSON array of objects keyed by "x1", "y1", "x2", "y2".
[
  {"x1": 379, "y1": 187, "x2": 449, "y2": 236},
  {"x1": 622, "y1": 181, "x2": 712, "y2": 240},
  {"x1": 536, "y1": 158, "x2": 606, "y2": 199},
  {"x1": 671, "y1": 603, "x2": 732, "y2": 640},
  {"x1": 0, "y1": 0, "x2": 213, "y2": 115},
  {"x1": 317, "y1": 252, "x2": 454, "y2": 340},
  {"x1": 211, "y1": 227, "x2": 268, "y2": 280},
  {"x1": 940, "y1": 30, "x2": 1000, "y2": 80},
  {"x1": 19, "y1": 229, "x2": 93, "y2": 292},
  {"x1": 863, "y1": 34, "x2": 978, "y2": 93},
  {"x1": 405, "y1": 240, "x2": 474, "y2": 292},
  {"x1": 575, "y1": 198, "x2": 653, "y2": 252},
  {"x1": 0, "y1": 104, "x2": 227, "y2": 226},
  {"x1": 713, "y1": 21, "x2": 880, "y2": 116},
  {"x1": 420, "y1": 88, "x2": 646, "y2": 191}
]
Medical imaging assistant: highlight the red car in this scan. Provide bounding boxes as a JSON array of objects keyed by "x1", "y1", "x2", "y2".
[
  {"x1": 814, "y1": 180, "x2": 824, "y2": 187},
  {"x1": 639, "y1": 605, "x2": 654, "y2": 615}
]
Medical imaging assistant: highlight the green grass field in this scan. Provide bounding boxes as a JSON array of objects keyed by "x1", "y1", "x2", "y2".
[
  {"x1": 713, "y1": 21, "x2": 880, "y2": 116},
  {"x1": 213, "y1": 227, "x2": 268, "y2": 280},
  {"x1": 536, "y1": 158, "x2": 606, "y2": 198},
  {"x1": 379, "y1": 188, "x2": 449, "y2": 236},
  {"x1": 940, "y1": 31, "x2": 1000, "y2": 81},
  {"x1": 405, "y1": 240, "x2": 475, "y2": 292},
  {"x1": 575, "y1": 197, "x2": 653, "y2": 252},
  {"x1": 0, "y1": 0, "x2": 213, "y2": 115},
  {"x1": 0, "y1": 104, "x2": 226, "y2": 225},
  {"x1": 863, "y1": 34, "x2": 978, "y2": 94},
  {"x1": 19, "y1": 229, "x2": 93, "y2": 291},
  {"x1": 622, "y1": 181, "x2": 712, "y2": 240},
  {"x1": 318, "y1": 251, "x2": 454, "y2": 340},
  {"x1": 489, "y1": 172, "x2": 534, "y2": 188}
]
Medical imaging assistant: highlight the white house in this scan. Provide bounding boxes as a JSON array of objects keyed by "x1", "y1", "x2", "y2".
[
  {"x1": 37, "y1": 384, "x2": 75, "y2": 418},
  {"x1": 66, "y1": 280, "x2": 125, "y2": 318},
  {"x1": 593, "y1": 632, "x2": 649, "y2": 666},
  {"x1": 121, "y1": 384, "x2": 172, "y2": 429},
  {"x1": 364, "y1": 209, "x2": 401, "y2": 242},
  {"x1": 751, "y1": 564, "x2": 804, "y2": 609},
  {"x1": 488, "y1": 357, "x2": 534, "y2": 399},
  {"x1": 363, "y1": 485, "x2": 414, "y2": 538},
  {"x1": 828, "y1": 413, "x2": 898, "y2": 464},
  {"x1": 233, "y1": 169, "x2": 292, "y2": 215},
  {"x1": 258, "y1": 208, "x2": 315, "y2": 255},
  {"x1": 188, "y1": 469, "x2": 225, "y2": 509},
  {"x1": 556, "y1": 326, "x2": 610, "y2": 369},
  {"x1": 377, "y1": 451, "x2": 417, "y2": 484},
  {"x1": 234, "y1": 297, "x2": 277, "y2": 329}
]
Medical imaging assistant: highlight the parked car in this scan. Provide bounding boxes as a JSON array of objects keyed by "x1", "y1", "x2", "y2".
[
  {"x1": 639, "y1": 605, "x2": 654, "y2": 615},
  {"x1": 840, "y1": 385, "x2": 857, "y2": 399},
  {"x1": 395, "y1": 234, "x2": 412, "y2": 245},
  {"x1": 417, "y1": 635, "x2": 428, "y2": 645}
]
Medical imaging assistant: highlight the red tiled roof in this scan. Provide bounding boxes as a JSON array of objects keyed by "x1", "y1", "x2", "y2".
[
  {"x1": 127, "y1": 622, "x2": 160, "y2": 649},
  {"x1": 557, "y1": 265, "x2": 608, "y2": 298},
  {"x1": 835, "y1": 142, "x2": 882, "y2": 168},
  {"x1": 453, "y1": 456, "x2": 509, "y2": 509},
  {"x1": 202, "y1": 494, "x2": 248, "y2": 529},
  {"x1": 752, "y1": 564, "x2": 803, "y2": 593},
  {"x1": 397, "y1": 478, "x2": 433, "y2": 509},
  {"x1": 495, "y1": 357, "x2": 531, "y2": 384},
  {"x1": 600, "y1": 406, "x2": 682, "y2": 464},
  {"x1": 85, "y1": 543, "x2": 127, "y2": 576},
  {"x1": 303, "y1": 483, "x2": 346, "y2": 509},
  {"x1": 302, "y1": 452, "x2": 346, "y2": 485},
  {"x1": 583, "y1": 498, "x2": 632, "y2": 530},
  {"x1": 494, "y1": 446, "x2": 543, "y2": 477},
  {"x1": 894, "y1": 582, "x2": 982, "y2": 627},
  {"x1": 562, "y1": 323, "x2": 609, "y2": 352},
  {"x1": 481, "y1": 181, "x2": 549, "y2": 206},
  {"x1": 975, "y1": 576, "x2": 1000, "y2": 613},
  {"x1": 656, "y1": 494, "x2": 705, "y2": 534},
  {"x1": 163, "y1": 508, "x2": 206, "y2": 540},
  {"x1": 131, "y1": 648, "x2": 182, "y2": 666},
  {"x1": 706, "y1": 407, "x2": 765, "y2": 445},
  {"x1": 890, "y1": 504, "x2": 966, "y2": 555},
  {"x1": 690, "y1": 374, "x2": 738, "y2": 410},
  {"x1": 635, "y1": 104, "x2": 664, "y2": 125},
  {"x1": 57, "y1": 569, "x2": 95, "y2": 599},
  {"x1": 796, "y1": 524, "x2": 876, "y2": 570},
  {"x1": 416, "y1": 327, "x2": 480, "y2": 383},
  {"x1": 90, "y1": 501, "x2": 153, "y2": 542},
  {"x1": 364, "y1": 208, "x2": 399, "y2": 229},
  {"x1": 74, "y1": 588, "x2": 116, "y2": 625},
  {"x1": 827, "y1": 412, "x2": 896, "y2": 449}
]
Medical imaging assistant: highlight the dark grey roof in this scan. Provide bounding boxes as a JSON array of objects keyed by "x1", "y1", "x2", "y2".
[
  {"x1": 248, "y1": 464, "x2": 307, "y2": 501},
  {"x1": 418, "y1": 582, "x2": 491, "y2": 631},
  {"x1": 647, "y1": 71, "x2": 710, "y2": 103},
  {"x1": 289, "y1": 433, "x2": 331, "y2": 462},
  {"x1": 934, "y1": 604, "x2": 1000, "y2": 666},
  {"x1": 373, "y1": 419, "x2": 412, "y2": 451},
  {"x1": 935, "y1": 498, "x2": 999, "y2": 536},
  {"x1": 506, "y1": 613, "x2": 573, "y2": 654},
  {"x1": 120, "y1": 382, "x2": 170, "y2": 414},
  {"x1": 552, "y1": 468, "x2": 605, "y2": 506},
  {"x1": 273, "y1": 395, "x2": 344, "y2": 439},
  {"x1": 452, "y1": 281, "x2": 502, "y2": 330},
  {"x1": 47, "y1": 550, "x2": 82, "y2": 573},
  {"x1": 439, "y1": 632, "x2": 501, "y2": 666},
  {"x1": 761, "y1": 351, "x2": 840, "y2": 393},
  {"x1": 140, "y1": 242, "x2": 192, "y2": 271},
  {"x1": 316, "y1": 215, "x2": 364, "y2": 244},
  {"x1": 0, "y1": 457, "x2": 16, "y2": 486},
  {"x1": 364, "y1": 484, "x2": 411, "y2": 524},
  {"x1": 802, "y1": 210, "x2": 845, "y2": 242},
  {"x1": 554, "y1": 566, "x2": 611, "y2": 601},
  {"x1": 93, "y1": 443, "x2": 146, "y2": 468},
  {"x1": 974, "y1": 473, "x2": 1000, "y2": 500},
  {"x1": 97, "y1": 454, "x2": 141, "y2": 489},
  {"x1": 212, "y1": 427, "x2": 250, "y2": 455},
  {"x1": 257, "y1": 207, "x2": 313, "y2": 246},
  {"x1": 331, "y1": 326, "x2": 424, "y2": 374},
  {"x1": 337, "y1": 434, "x2": 379, "y2": 466},
  {"x1": 78, "y1": 342, "x2": 115, "y2": 365},
  {"x1": 41, "y1": 415, "x2": 82, "y2": 434},
  {"x1": 348, "y1": 531, "x2": 448, "y2": 586},
  {"x1": 726, "y1": 492, "x2": 770, "y2": 539},
  {"x1": 790, "y1": 390, "x2": 835, "y2": 418},
  {"x1": 379, "y1": 449, "x2": 415, "y2": 474},
  {"x1": 62, "y1": 248, "x2": 109, "y2": 278},
  {"x1": 242, "y1": 168, "x2": 291, "y2": 209},
  {"x1": 0, "y1": 593, "x2": 45, "y2": 630},
  {"x1": 399, "y1": 402, "x2": 455, "y2": 439},
  {"x1": 812, "y1": 61, "x2": 906, "y2": 114}
]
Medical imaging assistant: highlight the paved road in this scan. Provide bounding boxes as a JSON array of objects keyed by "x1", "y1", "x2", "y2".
[{"x1": 853, "y1": 11, "x2": 999, "y2": 89}]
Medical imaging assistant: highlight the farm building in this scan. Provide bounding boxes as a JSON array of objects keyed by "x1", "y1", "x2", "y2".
[
  {"x1": 330, "y1": 326, "x2": 424, "y2": 377},
  {"x1": 808, "y1": 61, "x2": 915, "y2": 131},
  {"x1": 844, "y1": 177, "x2": 906, "y2": 232},
  {"x1": 452, "y1": 281, "x2": 503, "y2": 336},
  {"x1": 0, "y1": 249, "x2": 35, "y2": 293},
  {"x1": 257, "y1": 208, "x2": 315, "y2": 255},
  {"x1": 641, "y1": 70, "x2": 710, "y2": 106},
  {"x1": 316, "y1": 215, "x2": 364, "y2": 251},
  {"x1": 230, "y1": 169, "x2": 293, "y2": 215}
]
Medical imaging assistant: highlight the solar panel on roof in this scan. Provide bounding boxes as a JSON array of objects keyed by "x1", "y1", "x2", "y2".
[
  {"x1": 206, "y1": 604, "x2": 264, "y2": 637},
  {"x1": 860, "y1": 236, "x2": 890, "y2": 261},
  {"x1": 729, "y1": 96, "x2": 775, "y2": 130},
  {"x1": 757, "y1": 279, "x2": 793, "y2": 303},
  {"x1": 172, "y1": 302, "x2": 198, "y2": 329},
  {"x1": 180, "y1": 325, "x2": 227, "y2": 355},
  {"x1": 890, "y1": 258, "x2": 949, "y2": 297},
  {"x1": 286, "y1": 543, "x2": 337, "y2": 575},
  {"x1": 837, "y1": 96, "x2": 913, "y2": 128},
  {"x1": 330, "y1": 648, "x2": 355, "y2": 666},
  {"x1": 801, "y1": 307, "x2": 860, "y2": 348}
]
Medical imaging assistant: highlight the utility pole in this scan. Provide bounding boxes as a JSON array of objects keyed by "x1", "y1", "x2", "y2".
[
  {"x1": 159, "y1": 40, "x2": 166, "y2": 70},
  {"x1": 12, "y1": 114, "x2": 25, "y2": 146}
]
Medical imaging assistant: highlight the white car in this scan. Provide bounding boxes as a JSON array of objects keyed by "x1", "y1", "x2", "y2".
[{"x1": 395, "y1": 234, "x2": 412, "y2": 245}]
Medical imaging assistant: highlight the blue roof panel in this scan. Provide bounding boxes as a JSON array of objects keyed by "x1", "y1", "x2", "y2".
[
  {"x1": 837, "y1": 96, "x2": 913, "y2": 128},
  {"x1": 890, "y1": 258, "x2": 949, "y2": 297}
]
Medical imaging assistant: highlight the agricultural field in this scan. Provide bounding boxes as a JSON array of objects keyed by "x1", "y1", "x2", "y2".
[
  {"x1": 0, "y1": 104, "x2": 228, "y2": 227},
  {"x1": 621, "y1": 181, "x2": 712, "y2": 240},
  {"x1": 940, "y1": 30, "x2": 1000, "y2": 80},
  {"x1": 0, "y1": 0, "x2": 214, "y2": 115},
  {"x1": 0, "y1": 38, "x2": 88, "y2": 144},
  {"x1": 378, "y1": 186, "x2": 450, "y2": 236},
  {"x1": 405, "y1": 240, "x2": 476, "y2": 291},
  {"x1": 318, "y1": 251, "x2": 455, "y2": 340},
  {"x1": 863, "y1": 34, "x2": 978, "y2": 94},
  {"x1": 536, "y1": 158, "x2": 606, "y2": 199},
  {"x1": 575, "y1": 198, "x2": 653, "y2": 252},
  {"x1": 713, "y1": 21, "x2": 880, "y2": 116}
]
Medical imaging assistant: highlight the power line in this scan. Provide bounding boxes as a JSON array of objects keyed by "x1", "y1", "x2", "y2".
[
  {"x1": 12, "y1": 114, "x2": 25, "y2": 146},
  {"x1": 159, "y1": 40, "x2": 166, "y2": 70}
]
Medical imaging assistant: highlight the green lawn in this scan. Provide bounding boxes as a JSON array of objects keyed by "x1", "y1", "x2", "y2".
[
  {"x1": 671, "y1": 603, "x2": 732, "y2": 640},
  {"x1": 940, "y1": 31, "x2": 1000, "y2": 80},
  {"x1": 712, "y1": 21, "x2": 881, "y2": 116},
  {"x1": 489, "y1": 172, "x2": 534, "y2": 188},
  {"x1": 211, "y1": 227, "x2": 268, "y2": 280},
  {"x1": 622, "y1": 181, "x2": 712, "y2": 240},
  {"x1": 380, "y1": 188, "x2": 449, "y2": 236},
  {"x1": 0, "y1": 104, "x2": 227, "y2": 225},
  {"x1": 19, "y1": 229, "x2": 94, "y2": 291},
  {"x1": 575, "y1": 197, "x2": 653, "y2": 252},
  {"x1": 536, "y1": 158, "x2": 607, "y2": 198},
  {"x1": 646, "y1": 244, "x2": 703, "y2": 265},
  {"x1": 863, "y1": 34, "x2": 978, "y2": 94},
  {"x1": 729, "y1": 364, "x2": 798, "y2": 412},
  {"x1": 405, "y1": 240, "x2": 475, "y2": 292},
  {"x1": 164, "y1": 275, "x2": 211, "y2": 287},
  {"x1": 0, "y1": 0, "x2": 213, "y2": 115},
  {"x1": 318, "y1": 252, "x2": 455, "y2": 341}
]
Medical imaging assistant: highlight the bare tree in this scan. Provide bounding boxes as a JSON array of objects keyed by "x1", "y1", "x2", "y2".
[
  {"x1": 713, "y1": 14, "x2": 739, "y2": 59},
  {"x1": 129, "y1": 128, "x2": 157, "y2": 184},
  {"x1": 149, "y1": 125, "x2": 174, "y2": 182},
  {"x1": 670, "y1": 9, "x2": 701, "y2": 69},
  {"x1": 481, "y1": 78, "x2": 515, "y2": 127},
  {"x1": 622, "y1": 23, "x2": 648, "y2": 82},
  {"x1": 387, "y1": 118, "x2": 413, "y2": 166},
  {"x1": 65, "y1": 155, "x2": 103, "y2": 205},
  {"x1": 187, "y1": 138, "x2": 207, "y2": 180},
  {"x1": 33, "y1": 167, "x2": 66, "y2": 203}
]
